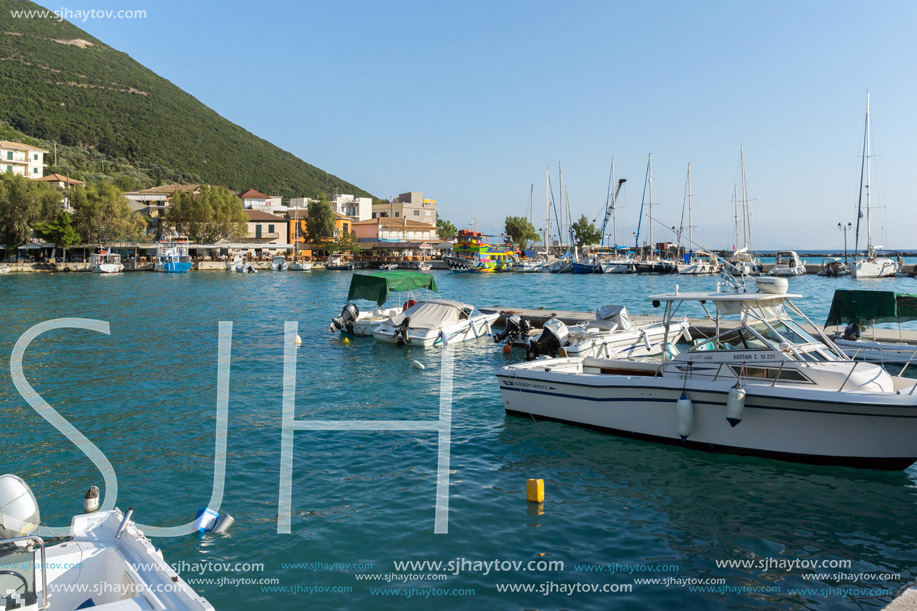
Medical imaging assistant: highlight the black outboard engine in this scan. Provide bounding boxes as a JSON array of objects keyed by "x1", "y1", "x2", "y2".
[
  {"x1": 843, "y1": 322, "x2": 861, "y2": 341},
  {"x1": 396, "y1": 317, "x2": 411, "y2": 345},
  {"x1": 330, "y1": 303, "x2": 360, "y2": 334},
  {"x1": 525, "y1": 318, "x2": 569, "y2": 361},
  {"x1": 493, "y1": 314, "x2": 533, "y2": 344}
]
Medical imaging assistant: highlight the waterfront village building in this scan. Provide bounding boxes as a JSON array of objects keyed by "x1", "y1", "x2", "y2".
[
  {"x1": 289, "y1": 194, "x2": 372, "y2": 222},
  {"x1": 239, "y1": 188, "x2": 284, "y2": 213},
  {"x1": 34, "y1": 173, "x2": 84, "y2": 190},
  {"x1": 352, "y1": 217, "x2": 439, "y2": 242},
  {"x1": 243, "y1": 209, "x2": 288, "y2": 245},
  {"x1": 285, "y1": 208, "x2": 353, "y2": 256},
  {"x1": 371, "y1": 192, "x2": 437, "y2": 225},
  {"x1": 0, "y1": 141, "x2": 47, "y2": 178},
  {"x1": 124, "y1": 184, "x2": 202, "y2": 238}
]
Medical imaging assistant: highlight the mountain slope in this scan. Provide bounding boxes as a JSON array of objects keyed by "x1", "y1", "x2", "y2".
[{"x1": 0, "y1": 0, "x2": 373, "y2": 199}]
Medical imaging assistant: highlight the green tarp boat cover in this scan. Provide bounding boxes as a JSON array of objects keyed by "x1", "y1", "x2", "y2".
[
  {"x1": 347, "y1": 271, "x2": 438, "y2": 306},
  {"x1": 825, "y1": 290, "x2": 917, "y2": 326}
]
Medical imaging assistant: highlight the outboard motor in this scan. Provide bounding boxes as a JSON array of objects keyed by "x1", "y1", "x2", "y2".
[
  {"x1": 525, "y1": 317, "x2": 569, "y2": 360},
  {"x1": 330, "y1": 303, "x2": 360, "y2": 334},
  {"x1": 843, "y1": 322, "x2": 861, "y2": 341},
  {"x1": 396, "y1": 317, "x2": 412, "y2": 345},
  {"x1": 493, "y1": 314, "x2": 532, "y2": 344}
]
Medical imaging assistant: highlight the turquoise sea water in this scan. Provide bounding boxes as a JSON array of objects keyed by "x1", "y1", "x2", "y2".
[{"x1": 2, "y1": 270, "x2": 917, "y2": 610}]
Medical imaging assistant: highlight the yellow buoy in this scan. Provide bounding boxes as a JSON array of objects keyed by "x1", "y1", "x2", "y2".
[
  {"x1": 526, "y1": 479, "x2": 544, "y2": 503},
  {"x1": 295, "y1": 334, "x2": 302, "y2": 346},
  {"x1": 343, "y1": 337, "x2": 350, "y2": 344}
]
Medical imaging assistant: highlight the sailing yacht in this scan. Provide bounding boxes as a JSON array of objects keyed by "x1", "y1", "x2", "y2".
[
  {"x1": 676, "y1": 164, "x2": 720, "y2": 275},
  {"x1": 724, "y1": 148, "x2": 764, "y2": 276},
  {"x1": 852, "y1": 92, "x2": 901, "y2": 279}
]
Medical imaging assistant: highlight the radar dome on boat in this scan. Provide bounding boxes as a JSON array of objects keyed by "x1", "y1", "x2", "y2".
[
  {"x1": 0, "y1": 474, "x2": 40, "y2": 539},
  {"x1": 755, "y1": 277, "x2": 788, "y2": 294}
]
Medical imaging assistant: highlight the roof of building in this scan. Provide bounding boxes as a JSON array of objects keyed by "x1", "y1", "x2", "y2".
[
  {"x1": 285, "y1": 209, "x2": 352, "y2": 220},
  {"x1": 35, "y1": 173, "x2": 84, "y2": 185},
  {"x1": 245, "y1": 209, "x2": 287, "y2": 222},
  {"x1": 352, "y1": 217, "x2": 437, "y2": 229},
  {"x1": 0, "y1": 141, "x2": 49, "y2": 153},
  {"x1": 128, "y1": 183, "x2": 201, "y2": 196},
  {"x1": 238, "y1": 188, "x2": 270, "y2": 199}
]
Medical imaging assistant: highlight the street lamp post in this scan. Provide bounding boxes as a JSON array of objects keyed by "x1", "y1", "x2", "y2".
[{"x1": 838, "y1": 222, "x2": 852, "y2": 264}]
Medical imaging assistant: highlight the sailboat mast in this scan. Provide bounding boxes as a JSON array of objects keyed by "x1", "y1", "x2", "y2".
[
  {"x1": 865, "y1": 91, "x2": 872, "y2": 255},
  {"x1": 611, "y1": 158, "x2": 617, "y2": 251},
  {"x1": 733, "y1": 184, "x2": 739, "y2": 250},
  {"x1": 528, "y1": 183, "x2": 534, "y2": 225},
  {"x1": 740, "y1": 146, "x2": 750, "y2": 250},
  {"x1": 648, "y1": 153, "x2": 654, "y2": 255},
  {"x1": 558, "y1": 162, "x2": 565, "y2": 249},
  {"x1": 544, "y1": 167, "x2": 550, "y2": 253},
  {"x1": 687, "y1": 163, "x2": 693, "y2": 251}
]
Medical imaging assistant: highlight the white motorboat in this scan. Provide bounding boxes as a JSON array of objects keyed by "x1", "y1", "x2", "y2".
[
  {"x1": 825, "y1": 289, "x2": 917, "y2": 363},
  {"x1": 271, "y1": 256, "x2": 288, "y2": 271},
  {"x1": 0, "y1": 264, "x2": 9, "y2": 274},
  {"x1": 325, "y1": 255, "x2": 354, "y2": 271},
  {"x1": 676, "y1": 251, "x2": 720, "y2": 275},
  {"x1": 373, "y1": 299, "x2": 499, "y2": 347},
  {"x1": 768, "y1": 251, "x2": 806, "y2": 276},
  {"x1": 288, "y1": 261, "x2": 313, "y2": 271},
  {"x1": 601, "y1": 256, "x2": 635, "y2": 274},
  {"x1": 817, "y1": 257, "x2": 850, "y2": 277},
  {"x1": 546, "y1": 258, "x2": 572, "y2": 273},
  {"x1": 523, "y1": 305, "x2": 691, "y2": 360},
  {"x1": 0, "y1": 475, "x2": 213, "y2": 610},
  {"x1": 725, "y1": 248, "x2": 763, "y2": 276},
  {"x1": 512, "y1": 259, "x2": 548, "y2": 272},
  {"x1": 379, "y1": 263, "x2": 399, "y2": 270},
  {"x1": 497, "y1": 278, "x2": 917, "y2": 470},
  {"x1": 416, "y1": 262, "x2": 433, "y2": 271},
  {"x1": 230, "y1": 256, "x2": 257, "y2": 273},
  {"x1": 89, "y1": 249, "x2": 124, "y2": 273},
  {"x1": 851, "y1": 93, "x2": 902, "y2": 279},
  {"x1": 331, "y1": 270, "x2": 437, "y2": 336}
]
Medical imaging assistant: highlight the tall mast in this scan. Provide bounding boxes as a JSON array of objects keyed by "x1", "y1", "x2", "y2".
[
  {"x1": 527, "y1": 183, "x2": 534, "y2": 225},
  {"x1": 740, "y1": 146, "x2": 750, "y2": 250},
  {"x1": 865, "y1": 90, "x2": 872, "y2": 255},
  {"x1": 733, "y1": 184, "x2": 739, "y2": 249},
  {"x1": 611, "y1": 159, "x2": 617, "y2": 250},
  {"x1": 687, "y1": 163, "x2": 693, "y2": 251},
  {"x1": 648, "y1": 153, "x2": 654, "y2": 255},
  {"x1": 544, "y1": 167, "x2": 550, "y2": 252},
  {"x1": 558, "y1": 162, "x2": 565, "y2": 249}
]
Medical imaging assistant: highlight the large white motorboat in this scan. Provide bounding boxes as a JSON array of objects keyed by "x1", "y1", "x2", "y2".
[
  {"x1": 497, "y1": 278, "x2": 917, "y2": 470},
  {"x1": 374, "y1": 299, "x2": 499, "y2": 347},
  {"x1": 825, "y1": 289, "x2": 917, "y2": 364},
  {"x1": 331, "y1": 270, "x2": 438, "y2": 336},
  {"x1": 89, "y1": 249, "x2": 124, "y2": 274},
  {"x1": 271, "y1": 256, "x2": 288, "y2": 271},
  {"x1": 768, "y1": 251, "x2": 806, "y2": 276},
  {"x1": 851, "y1": 92, "x2": 902, "y2": 279},
  {"x1": 521, "y1": 305, "x2": 691, "y2": 360},
  {"x1": 0, "y1": 475, "x2": 213, "y2": 610}
]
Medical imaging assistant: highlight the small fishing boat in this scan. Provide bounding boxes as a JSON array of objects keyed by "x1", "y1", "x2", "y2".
[
  {"x1": 153, "y1": 239, "x2": 192, "y2": 273},
  {"x1": 512, "y1": 258, "x2": 548, "y2": 272},
  {"x1": 572, "y1": 255, "x2": 603, "y2": 274},
  {"x1": 325, "y1": 255, "x2": 354, "y2": 271},
  {"x1": 522, "y1": 305, "x2": 692, "y2": 360},
  {"x1": 289, "y1": 260, "x2": 313, "y2": 271},
  {"x1": 373, "y1": 299, "x2": 499, "y2": 347},
  {"x1": 0, "y1": 264, "x2": 9, "y2": 274},
  {"x1": 379, "y1": 263, "x2": 399, "y2": 270},
  {"x1": 497, "y1": 277, "x2": 917, "y2": 470},
  {"x1": 416, "y1": 261, "x2": 433, "y2": 271},
  {"x1": 817, "y1": 257, "x2": 850, "y2": 277},
  {"x1": 825, "y1": 289, "x2": 917, "y2": 363},
  {"x1": 601, "y1": 255, "x2": 636, "y2": 274},
  {"x1": 271, "y1": 256, "x2": 288, "y2": 271},
  {"x1": 0, "y1": 475, "x2": 214, "y2": 610},
  {"x1": 89, "y1": 249, "x2": 124, "y2": 273},
  {"x1": 331, "y1": 270, "x2": 438, "y2": 336},
  {"x1": 768, "y1": 251, "x2": 806, "y2": 276}
]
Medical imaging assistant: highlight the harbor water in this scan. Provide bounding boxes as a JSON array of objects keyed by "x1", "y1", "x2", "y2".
[{"x1": 2, "y1": 270, "x2": 916, "y2": 609}]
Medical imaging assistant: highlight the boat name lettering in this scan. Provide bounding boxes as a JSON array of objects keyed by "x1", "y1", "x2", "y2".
[
  {"x1": 733, "y1": 353, "x2": 776, "y2": 361},
  {"x1": 502, "y1": 380, "x2": 556, "y2": 391}
]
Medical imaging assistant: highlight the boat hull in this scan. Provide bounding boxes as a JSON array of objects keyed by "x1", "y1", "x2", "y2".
[
  {"x1": 374, "y1": 313, "x2": 498, "y2": 347},
  {"x1": 91, "y1": 264, "x2": 123, "y2": 273},
  {"x1": 834, "y1": 338, "x2": 917, "y2": 363},
  {"x1": 154, "y1": 261, "x2": 192, "y2": 273},
  {"x1": 852, "y1": 258, "x2": 900, "y2": 278},
  {"x1": 497, "y1": 365, "x2": 917, "y2": 469},
  {"x1": 562, "y1": 322, "x2": 686, "y2": 359},
  {"x1": 676, "y1": 262, "x2": 719, "y2": 275}
]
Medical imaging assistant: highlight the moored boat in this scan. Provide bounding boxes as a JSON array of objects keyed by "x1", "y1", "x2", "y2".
[
  {"x1": 331, "y1": 270, "x2": 438, "y2": 336},
  {"x1": 444, "y1": 230, "x2": 517, "y2": 273},
  {"x1": 373, "y1": 299, "x2": 499, "y2": 347},
  {"x1": 825, "y1": 289, "x2": 917, "y2": 363},
  {"x1": 153, "y1": 239, "x2": 192, "y2": 273},
  {"x1": 768, "y1": 251, "x2": 806, "y2": 276},
  {"x1": 89, "y1": 249, "x2": 124, "y2": 273},
  {"x1": 497, "y1": 278, "x2": 917, "y2": 470}
]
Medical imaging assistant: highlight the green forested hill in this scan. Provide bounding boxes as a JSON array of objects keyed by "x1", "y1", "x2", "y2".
[{"x1": 0, "y1": 0, "x2": 373, "y2": 199}]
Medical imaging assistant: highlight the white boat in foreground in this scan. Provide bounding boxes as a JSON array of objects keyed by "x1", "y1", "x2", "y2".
[
  {"x1": 497, "y1": 278, "x2": 917, "y2": 470},
  {"x1": 374, "y1": 299, "x2": 499, "y2": 347},
  {"x1": 89, "y1": 249, "x2": 124, "y2": 273},
  {"x1": 0, "y1": 475, "x2": 213, "y2": 610}
]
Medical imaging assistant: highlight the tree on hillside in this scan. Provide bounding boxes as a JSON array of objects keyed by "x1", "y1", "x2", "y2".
[
  {"x1": 436, "y1": 215, "x2": 457, "y2": 240},
  {"x1": 504, "y1": 216, "x2": 539, "y2": 250},
  {"x1": 70, "y1": 182, "x2": 146, "y2": 244},
  {"x1": 571, "y1": 215, "x2": 601, "y2": 249},
  {"x1": 0, "y1": 174, "x2": 60, "y2": 254},
  {"x1": 306, "y1": 201, "x2": 335, "y2": 243},
  {"x1": 167, "y1": 186, "x2": 246, "y2": 243},
  {"x1": 33, "y1": 212, "x2": 81, "y2": 260}
]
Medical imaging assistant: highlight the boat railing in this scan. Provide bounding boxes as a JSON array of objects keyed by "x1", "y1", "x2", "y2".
[{"x1": 0, "y1": 535, "x2": 49, "y2": 609}]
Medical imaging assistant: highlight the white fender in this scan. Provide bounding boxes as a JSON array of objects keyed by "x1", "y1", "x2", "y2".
[
  {"x1": 726, "y1": 384, "x2": 747, "y2": 427},
  {"x1": 676, "y1": 391, "x2": 693, "y2": 441}
]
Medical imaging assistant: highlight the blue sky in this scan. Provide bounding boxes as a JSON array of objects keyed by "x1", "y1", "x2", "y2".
[{"x1": 51, "y1": 0, "x2": 917, "y2": 249}]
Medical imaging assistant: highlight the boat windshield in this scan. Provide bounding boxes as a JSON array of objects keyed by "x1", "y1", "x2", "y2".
[{"x1": 749, "y1": 319, "x2": 818, "y2": 346}]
